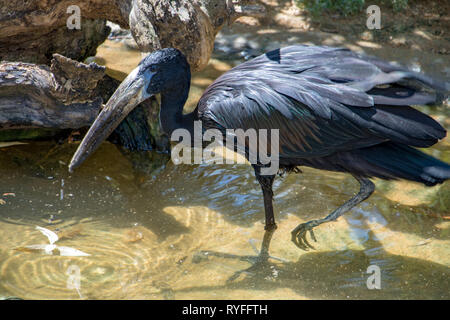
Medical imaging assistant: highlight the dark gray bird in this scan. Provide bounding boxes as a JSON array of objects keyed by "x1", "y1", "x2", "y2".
[{"x1": 69, "y1": 45, "x2": 450, "y2": 255}]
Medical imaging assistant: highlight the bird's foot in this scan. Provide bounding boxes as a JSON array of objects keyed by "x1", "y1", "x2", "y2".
[{"x1": 291, "y1": 220, "x2": 321, "y2": 250}]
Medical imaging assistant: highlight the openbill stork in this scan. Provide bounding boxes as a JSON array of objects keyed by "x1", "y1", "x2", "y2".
[{"x1": 69, "y1": 46, "x2": 450, "y2": 255}]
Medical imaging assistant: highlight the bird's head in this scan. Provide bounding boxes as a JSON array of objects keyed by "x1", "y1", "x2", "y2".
[
  {"x1": 138, "y1": 48, "x2": 191, "y2": 95},
  {"x1": 68, "y1": 48, "x2": 190, "y2": 173}
]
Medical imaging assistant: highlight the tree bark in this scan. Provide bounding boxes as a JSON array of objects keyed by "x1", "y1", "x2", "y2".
[
  {"x1": 0, "y1": 54, "x2": 104, "y2": 131},
  {"x1": 0, "y1": 0, "x2": 265, "y2": 147},
  {"x1": 0, "y1": 54, "x2": 164, "y2": 153},
  {"x1": 0, "y1": 0, "x2": 264, "y2": 70},
  {"x1": 0, "y1": 0, "x2": 125, "y2": 64},
  {"x1": 130, "y1": 0, "x2": 265, "y2": 71}
]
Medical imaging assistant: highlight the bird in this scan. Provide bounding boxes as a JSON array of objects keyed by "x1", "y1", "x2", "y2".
[{"x1": 69, "y1": 45, "x2": 450, "y2": 257}]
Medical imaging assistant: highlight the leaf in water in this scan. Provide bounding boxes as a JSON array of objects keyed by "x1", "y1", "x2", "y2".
[
  {"x1": 25, "y1": 244, "x2": 57, "y2": 254},
  {"x1": 56, "y1": 246, "x2": 90, "y2": 257},
  {"x1": 24, "y1": 226, "x2": 90, "y2": 257},
  {"x1": 24, "y1": 244, "x2": 48, "y2": 250},
  {"x1": 36, "y1": 226, "x2": 59, "y2": 245},
  {"x1": 14, "y1": 246, "x2": 39, "y2": 253}
]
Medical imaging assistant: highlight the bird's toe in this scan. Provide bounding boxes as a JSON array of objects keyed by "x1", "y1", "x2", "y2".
[{"x1": 291, "y1": 221, "x2": 318, "y2": 251}]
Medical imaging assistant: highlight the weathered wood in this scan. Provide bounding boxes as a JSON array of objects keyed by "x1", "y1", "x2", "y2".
[
  {"x1": 0, "y1": 0, "x2": 128, "y2": 64},
  {"x1": 130, "y1": 0, "x2": 265, "y2": 71},
  {"x1": 0, "y1": 55, "x2": 104, "y2": 131},
  {"x1": 0, "y1": 54, "x2": 166, "y2": 152},
  {"x1": 0, "y1": 0, "x2": 265, "y2": 71},
  {"x1": 0, "y1": 0, "x2": 265, "y2": 148}
]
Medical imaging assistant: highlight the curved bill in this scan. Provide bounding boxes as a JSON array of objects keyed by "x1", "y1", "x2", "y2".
[{"x1": 68, "y1": 66, "x2": 154, "y2": 173}]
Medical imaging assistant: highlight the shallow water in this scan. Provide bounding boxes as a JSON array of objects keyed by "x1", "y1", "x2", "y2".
[{"x1": 0, "y1": 37, "x2": 449, "y2": 300}]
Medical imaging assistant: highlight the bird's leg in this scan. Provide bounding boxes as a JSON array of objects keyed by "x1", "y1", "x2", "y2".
[
  {"x1": 197, "y1": 167, "x2": 278, "y2": 262},
  {"x1": 291, "y1": 175, "x2": 375, "y2": 250},
  {"x1": 252, "y1": 165, "x2": 278, "y2": 262},
  {"x1": 258, "y1": 225, "x2": 276, "y2": 261},
  {"x1": 192, "y1": 167, "x2": 283, "y2": 282},
  {"x1": 254, "y1": 166, "x2": 277, "y2": 232}
]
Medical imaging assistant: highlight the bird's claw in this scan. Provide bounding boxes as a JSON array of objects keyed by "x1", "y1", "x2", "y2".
[{"x1": 291, "y1": 220, "x2": 319, "y2": 250}]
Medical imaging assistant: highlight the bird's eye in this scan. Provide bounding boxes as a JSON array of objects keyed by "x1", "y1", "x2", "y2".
[{"x1": 147, "y1": 64, "x2": 159, "y2": 73}]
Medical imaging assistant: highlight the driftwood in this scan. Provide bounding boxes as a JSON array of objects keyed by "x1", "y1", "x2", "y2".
[
  {"x1": 0, "y1": 0, "x2": 128, "y2": 64},
  {"x1": 130, "y1": 0, "x2": 265, "y2": 70},
  {"x1": 0, "y1": 54, "x2": 104, "y2": 130},
  {"x1": 0, "y1": 0, "x2": 265, "y2": 147},
  {"x1": 0, "y1": 0, "x2": 265, "y2": 71},
  {"x1": 0, "y1": 54, "x2": 163, "y2": 153}
]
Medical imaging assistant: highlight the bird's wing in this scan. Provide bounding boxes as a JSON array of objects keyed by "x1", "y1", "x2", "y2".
[{"x1": 197, "y1": 45, "x2": 447, "y2": 159}]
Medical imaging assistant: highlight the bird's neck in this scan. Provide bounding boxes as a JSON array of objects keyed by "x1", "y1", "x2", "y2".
[{"x1": 159, "y1": 81, "x2": 195, "y2": 136}]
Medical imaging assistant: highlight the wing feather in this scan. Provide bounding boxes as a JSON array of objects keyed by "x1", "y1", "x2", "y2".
[{"x1": 197, "y1": 45, "x2": 447, "y2": 160}]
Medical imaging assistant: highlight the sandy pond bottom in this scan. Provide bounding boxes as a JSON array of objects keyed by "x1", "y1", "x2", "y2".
[{"x1": 0, "y1": 38, "x2": 449, "y2": 300}]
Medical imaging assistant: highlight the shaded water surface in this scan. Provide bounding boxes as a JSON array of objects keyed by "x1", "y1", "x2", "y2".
[{"x1": 0, "y1": 38, "x2": 449, "y2": 300}]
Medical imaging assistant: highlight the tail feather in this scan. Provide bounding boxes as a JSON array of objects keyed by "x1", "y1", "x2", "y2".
[
  {"x1": 342, "y1": 104, "x2": 447, "y2": 148},
  {"x1": 355, "y1": 142, "x2": 450, "y2": 186}
]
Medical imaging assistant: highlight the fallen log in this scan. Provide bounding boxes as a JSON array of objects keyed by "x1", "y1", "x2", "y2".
[
  {"x1": 0, "y1": 54, "x2": 103, "y2": 131},
  {"x1": 0, "y1": 54, "x2": 164, "y2": 154},
  {"x1": 0, "y1": 0, "x2": 265, "y2": 151},
  {"x1": 0, "y1": 0, "x2": 127, "y2": 64}
]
